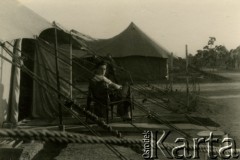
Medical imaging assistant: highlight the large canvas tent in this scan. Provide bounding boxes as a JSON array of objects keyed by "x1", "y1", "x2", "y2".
[
  {"x1": 0, "y1": 0, "x2": 50, "y2": 125},
  {"x1": 0, "y1": 0, "x2": 80, "y2": 126},
  {"x1": 83, "y1": 22, "x2": 170, "y2": 82},
  {"x1": 0, "y1": 0, "x2": 51, "y2": 42}
]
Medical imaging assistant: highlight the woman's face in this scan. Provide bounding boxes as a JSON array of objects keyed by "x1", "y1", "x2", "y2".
[{"x1": 97, "y1": 64, "x2": 107, "y2": 75}]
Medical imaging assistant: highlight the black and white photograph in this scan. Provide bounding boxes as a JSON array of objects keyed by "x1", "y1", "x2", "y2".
[{"x1": 0, "y1": 0, "x2": 240, "y2": 159}]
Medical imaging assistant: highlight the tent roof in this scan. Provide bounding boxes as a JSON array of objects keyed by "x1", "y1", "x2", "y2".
[
  {"x1": 88, "y1": 22, "x2": 170, "y2": 58},
  {"x1": 0, "y1": 0, "x2": 52, "y2": 42}
]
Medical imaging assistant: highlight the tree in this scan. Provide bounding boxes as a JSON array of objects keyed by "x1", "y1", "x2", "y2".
[{"x1": 190, "y1": 37, "x2": 232, "y2": 69}]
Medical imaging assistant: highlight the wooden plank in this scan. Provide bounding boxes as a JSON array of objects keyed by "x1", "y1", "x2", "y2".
[
  {"x1": 13, "y1": 140, "x2": 24, "y2": 148},
  {"x1": 19, "y1": 141, "x2": 44, "y2": 160}
]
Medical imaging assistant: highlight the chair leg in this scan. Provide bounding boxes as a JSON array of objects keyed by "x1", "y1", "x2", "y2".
[
  {"x1": 111, "y1": 105, "x2": 114, "y2": 120},
  {"x1": 130, "y1": 105, "x2": 133, "y2": 123},
  {"x1": 106, "y1": 106, "x2": 109, "y2": 124}
]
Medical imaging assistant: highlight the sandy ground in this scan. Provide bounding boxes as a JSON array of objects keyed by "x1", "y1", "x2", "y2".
[
  {"x1": 31, "y1": 70, "x2": 240, "y2": 159},
  {"x1": 194, "y1": 71, "x2": 240, "y2": 144},
  {"x1": 55, "y1": 144, "x2": 142, "y2": 160}
]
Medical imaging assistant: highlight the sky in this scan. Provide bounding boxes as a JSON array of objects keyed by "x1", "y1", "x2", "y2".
[{"x1": 19, "y1": 0, "x2": 240, "y2": 57}]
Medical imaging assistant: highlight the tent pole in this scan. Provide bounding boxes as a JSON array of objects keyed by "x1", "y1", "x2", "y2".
[
  {"x1": 53, "y1": 22, "x2": 64, "y2": 131},
  {"x1": 185, "y1": 45, "x2": 189, "y2": 108},
  {"x1": 69, "y1": 31, "x2": 73, "y2": 99},
  {"x1": 4, "y1": 40, "x2": 20, "y2": 128},
  {"x1": 0, "y1": 43, "x2": 3, "y2": 83}
]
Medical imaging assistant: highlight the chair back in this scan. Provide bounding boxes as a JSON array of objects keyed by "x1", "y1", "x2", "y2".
[{"x1": 89, "y1": 80, "x2": 109, "y2": 105}]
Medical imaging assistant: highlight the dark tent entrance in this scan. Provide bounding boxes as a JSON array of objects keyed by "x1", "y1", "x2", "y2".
[
  {"x1": 18, "y1": 39, "x2": 36, "y2": 121},
  {"x1": 2, "y1": 26, "x2": 83, "y2": 124},
  {"x1": 0, "y1": 39, "x2": 35, "y2": 124},
  {"x1": 17, "y1": 35, "x2": 72, "y2": 121}
]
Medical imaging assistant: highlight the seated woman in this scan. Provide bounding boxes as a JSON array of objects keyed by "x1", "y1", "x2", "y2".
[{"x1": 87, "y1": 61, "x2": 131, "y2": 121}]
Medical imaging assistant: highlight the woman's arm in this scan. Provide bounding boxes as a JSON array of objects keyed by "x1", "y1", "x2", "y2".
[{"x1": 103, "y1": 76, "x2": 122, "y2": 89}]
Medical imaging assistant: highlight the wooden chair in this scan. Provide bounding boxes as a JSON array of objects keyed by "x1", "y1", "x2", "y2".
[{"x1": 87, "y1": 81, "x2": 134, "y2": 123}]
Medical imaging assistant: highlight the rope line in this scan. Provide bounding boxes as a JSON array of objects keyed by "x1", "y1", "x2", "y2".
[
  {"x1": 1, "y1": 42, "x2": 212, "y2": 139},
  {"x1": 0, "y1": 46, "x2": 139, "y2": 140},
  {"x1": 0, "y1": 39, "x2": 213, "y2": 151},
  {"x1": 0, "y1": 46, "x2": 205, "y2": 140},
  {"x1": 0, "y1": 48, "x2": 122, "y2": 138},
  {"x1": 0, "y1": 129, "x2": 236, "y2": 154},
  {"x1": 133, "y1": 101, "x2": 192, "y2": 139},
  {"x1": 0, "y1": 49, "x2": 129, "y2": 159}
]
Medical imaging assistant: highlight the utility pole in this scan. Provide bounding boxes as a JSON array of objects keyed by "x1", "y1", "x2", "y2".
[
  {"x1": 170, "y1": 52, "x2": 173, "y2": 92},
  {"x1": 186, "y1": 45, "x2": 189, "y2": 108},
  {"x1": 69, "y1": 31, "x2": 73, "y2": 99}
]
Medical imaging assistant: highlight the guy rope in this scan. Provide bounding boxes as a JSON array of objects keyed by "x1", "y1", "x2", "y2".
[{"x1": 0, "y1": 39, "x2": 229, "y2": 158}]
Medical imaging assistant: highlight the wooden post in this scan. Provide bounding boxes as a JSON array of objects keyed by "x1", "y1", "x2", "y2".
[
  {"x1": 186, "y1": 45, "x2": 189, "y2": 108},
  {"x1": 165, "y1": 59, "x2": 169, "y2": 90},
  {"x1": 0, "y1": 44, "x2": 2, "y2": 82},
  {"x1": 0, "y1": 45, "x2": 3, "y2": 127},
  {"x1": 170, "y1": 52, "x2": 173, "y2": 92},
  {"x1": 69, "y1": 32, "x2": 73, "y2": 99},
  {"x1": 53, "y1": 22, "x2": 64, "y2": 131}
]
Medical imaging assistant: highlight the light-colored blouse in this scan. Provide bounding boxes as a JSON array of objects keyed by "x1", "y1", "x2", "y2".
[{"x1": 92, "y1": 74, "x2": 122, "y2": 89}]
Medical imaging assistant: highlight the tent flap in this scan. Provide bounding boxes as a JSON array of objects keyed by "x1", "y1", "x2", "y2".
[{"x1": 32, "y1": 39, "x2": 71, "y2": 118}]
